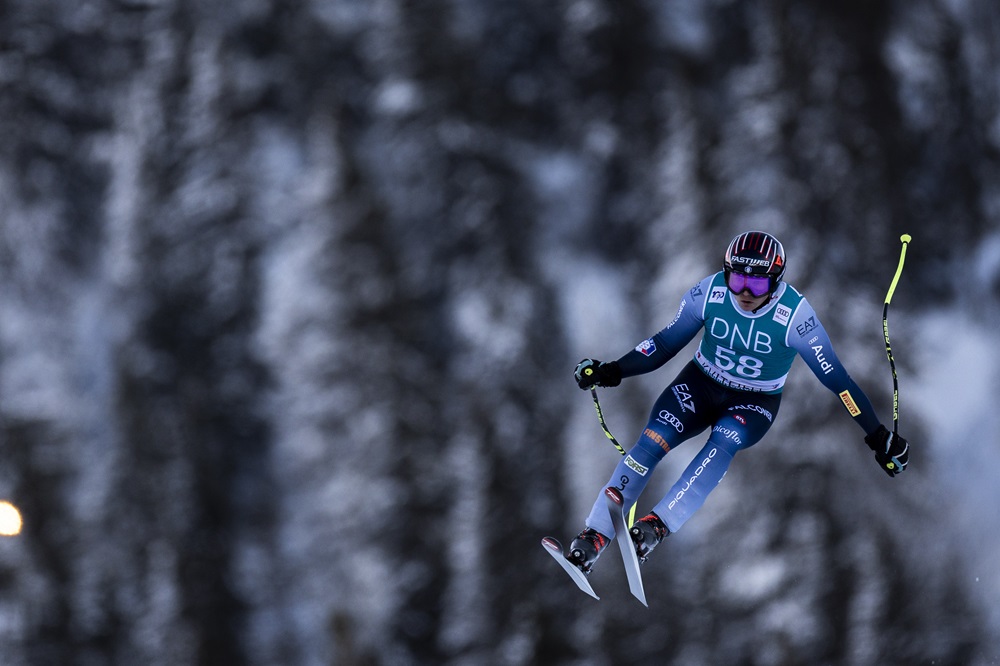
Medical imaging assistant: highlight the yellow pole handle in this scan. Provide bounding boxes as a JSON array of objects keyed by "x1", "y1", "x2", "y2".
[{"x1": 885, "y1": 234, "x2": 912, "y2": 305}]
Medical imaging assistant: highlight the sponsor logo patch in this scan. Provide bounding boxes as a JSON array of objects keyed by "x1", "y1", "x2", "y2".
[
  {"x1": 656, "y1": 410, "x2": 684, "y2": 432},
  {"x1": 713, "y1": 425, "x2": 743, "y2": 446},
  {"x1": 635, "y1": 338, "x2": 656, "y2": 356},
  {"x1": 796, "y1": 316, "x2": 818, "y2": 337},
  {"x1": 709, "y1": 287, "x2": 727, "y2": 303},
  {"x1": 642, "y1": 428, "x2": 671, "y2": 453},
  {"x1": 773, "y1": 304, "x2": 791, "y2": 326},
  {"x1": 728, "y1": 404, "x2": 774, "y2": 422},
  {"x1": 731, "y1": 257, "x2": 771, "y2": 267},
  {"x1": 672, "y1": 384, "x2": 696, "y2": 413},
  {"x1": 667, "y1": 300, "x2": 687, "y2": 327},
  {"x1": 624, "y1": 455, "x2": 649, "y2": 477},
  {"x1": 839, "y1": 390, "x2": 861, "y2": 417},
  {"x1": 812, "y1": 345, "x2": 835, "y2": 375},
  {"x1": 668, "y1": 447, "x2": 718, "y2": 510}
]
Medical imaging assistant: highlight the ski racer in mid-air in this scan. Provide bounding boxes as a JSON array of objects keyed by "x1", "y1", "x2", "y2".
[{"x1": 567, "y1": 230, "x2": 910, "y2": 573}]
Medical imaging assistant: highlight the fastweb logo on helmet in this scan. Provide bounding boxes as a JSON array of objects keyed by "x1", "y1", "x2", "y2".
[{"x1": 730, "y1": 257, "x2": 771, "y2": 267}]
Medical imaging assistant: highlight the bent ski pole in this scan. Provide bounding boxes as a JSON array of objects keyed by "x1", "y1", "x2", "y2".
[
  {"x1": 882, "y1": 234, "x2": 911, "y2": 437},
  {"x1": 590, "y1": 387, "x2": 626, "y2": 455},
  {"x1": 589, "y1": 387, "x2": 636, "y2": 526}
]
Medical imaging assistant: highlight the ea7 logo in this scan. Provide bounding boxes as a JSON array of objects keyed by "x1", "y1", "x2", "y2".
[
  {"x1": 672, "y1": 384, "x2": 696, "y2": 413},
  {"x1": 796, "y1": 316, "x2": 818, "y2": 337}
]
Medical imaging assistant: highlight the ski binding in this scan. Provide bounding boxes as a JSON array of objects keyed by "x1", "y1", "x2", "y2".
[{"x1": 540, "y1": 536, "x2": 600, "y2": 600}]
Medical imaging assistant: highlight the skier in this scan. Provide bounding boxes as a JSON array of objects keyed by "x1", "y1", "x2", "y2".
[{"x1": 568, "y1": 230, "x2": 910, "y2": 573}]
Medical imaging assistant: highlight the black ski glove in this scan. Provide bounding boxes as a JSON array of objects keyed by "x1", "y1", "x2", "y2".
[
  {"x1": 864, "y1": 424, "x2": 909, "y2": 477},
  {"x1": 574, "y1": 359, "x2": 622, "y2": 389}
]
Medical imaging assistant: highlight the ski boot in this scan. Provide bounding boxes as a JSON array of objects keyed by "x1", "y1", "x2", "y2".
[
  {"x1": 568, "y1": 528, "x2": 610, "y2": 574},
  {"x1": 629, "y1": 512, "x2": 669, "y2": 563}
]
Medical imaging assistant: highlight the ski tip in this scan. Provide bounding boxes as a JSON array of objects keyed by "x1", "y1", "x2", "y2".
[
  {"x1": 541, "y1": 536, "x2": 601, "y2": 601},
  {"x1": 604, "y1": 486, "x2": 624, "y2": 505}
]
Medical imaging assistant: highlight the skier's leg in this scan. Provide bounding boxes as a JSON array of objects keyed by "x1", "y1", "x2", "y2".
[
  {"x1": 582, "y1": 363, "x2": 713, "y2": 538},
  {"x1": 582, "y1": 436, "x2": 667, "y2": 538},
  {"x1": 651, "y1": 433, "x2": 738, "y2": 533},
  {"x1": 652, "y1": 392, "x2": 781, "y2": 533}
]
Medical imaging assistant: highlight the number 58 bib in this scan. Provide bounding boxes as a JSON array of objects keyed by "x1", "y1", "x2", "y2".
[{"x1": 695, "y1": 273, "x2": 802, "y2": 393}]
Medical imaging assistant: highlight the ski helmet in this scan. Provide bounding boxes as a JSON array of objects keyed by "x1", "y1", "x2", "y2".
[{"x1": 724, "y1": 231, "x2": 786, "y2": 294}]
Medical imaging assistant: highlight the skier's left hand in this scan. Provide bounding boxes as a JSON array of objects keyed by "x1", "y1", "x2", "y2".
[{"x1": 864, "y1": 424, "x2": 909, "y2": 477}]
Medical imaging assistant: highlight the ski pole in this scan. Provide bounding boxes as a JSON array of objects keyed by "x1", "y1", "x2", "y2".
[
  {"x1": 589, "y1": 387, "x2": 637, "y2": 526},
  {"x1": 882, "y1": 234, "x2": 911, "y2": 437}
]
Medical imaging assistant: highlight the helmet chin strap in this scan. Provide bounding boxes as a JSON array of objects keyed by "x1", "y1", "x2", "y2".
[{"x1": 751, "y1": 293, "x2": 774, "y2": 313}]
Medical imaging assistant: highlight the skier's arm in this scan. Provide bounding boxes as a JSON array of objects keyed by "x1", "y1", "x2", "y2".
[
  {"x1": 615, "y1": 276, "x2": 711, "y2": 377},
  {"x1": 786, "y1": 300, "x2": 881, "y2": 435}
]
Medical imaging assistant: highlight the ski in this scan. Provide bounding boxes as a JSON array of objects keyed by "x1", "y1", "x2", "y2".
[
  {"x1": 605, "y1": 486, "x2": 647, "y2": 607},
  {"x1": 540, "y1": 537, "x2": 600, "y2": 600}
]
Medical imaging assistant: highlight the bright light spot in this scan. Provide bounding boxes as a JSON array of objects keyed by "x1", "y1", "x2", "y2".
[{"x1": 0, "y1": 501, "x2": 23, "y2": 536}]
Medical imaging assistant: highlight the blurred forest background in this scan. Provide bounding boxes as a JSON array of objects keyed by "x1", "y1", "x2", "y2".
[{"x1": 1, "y1": 0, "x2": 999, "y2": 664}]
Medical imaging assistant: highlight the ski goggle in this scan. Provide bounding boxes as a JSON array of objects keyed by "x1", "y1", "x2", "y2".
[{"x1": 726, "y1": 272, "x2": 772, "y2": 297}]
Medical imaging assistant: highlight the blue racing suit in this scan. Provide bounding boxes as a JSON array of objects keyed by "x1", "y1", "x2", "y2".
[{"x1": 584, "y1": 272, "x2": 881, "y2": 537}]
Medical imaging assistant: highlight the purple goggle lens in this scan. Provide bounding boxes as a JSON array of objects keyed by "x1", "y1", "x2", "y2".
[{"x1": 727, "y1": 273, "x2": 771, "y2": 297}]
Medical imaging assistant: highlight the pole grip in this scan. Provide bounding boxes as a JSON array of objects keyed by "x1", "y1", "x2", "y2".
[{"x1": 885, "y1": 234, "x2": 911, "y2": 305}]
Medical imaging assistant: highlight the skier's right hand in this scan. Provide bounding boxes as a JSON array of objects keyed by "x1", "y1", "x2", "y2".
[{"x1": 574, "y1": 359, "x2": 622, "y2": 389}]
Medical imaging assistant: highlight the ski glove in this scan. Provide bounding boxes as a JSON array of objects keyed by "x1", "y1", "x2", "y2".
[
  {"x1": 574, "y1": 359, "x2": 622, "y2": 389},
  {"x1": 864, "y1": 424, "x2": 909, "y2": 477}
]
